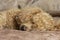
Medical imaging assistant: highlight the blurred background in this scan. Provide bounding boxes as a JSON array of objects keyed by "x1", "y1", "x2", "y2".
[{"x1": 0, "y1": 0, "x2": 60, "y2": 16}]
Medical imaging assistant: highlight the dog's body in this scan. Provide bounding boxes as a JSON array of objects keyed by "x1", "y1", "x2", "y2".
[
  {"x1": 0, "y1": 8, "x2": 21, "y2": 29},
  {"x1": 16, "y1": 7, "x2": 54, "y2": 31}
]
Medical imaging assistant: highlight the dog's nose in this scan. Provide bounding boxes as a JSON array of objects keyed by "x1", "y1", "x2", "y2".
[{"x1": 20, "y1": 25, "x2": 27, "y2": 31}]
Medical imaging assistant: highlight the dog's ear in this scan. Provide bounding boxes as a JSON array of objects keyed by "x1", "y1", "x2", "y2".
[
  {"x1": 15, "y1": 16, "x2": 22, "y2": 24},
  {"x1": 13, "y1": 16, "x2": 22, "y2": 30}
]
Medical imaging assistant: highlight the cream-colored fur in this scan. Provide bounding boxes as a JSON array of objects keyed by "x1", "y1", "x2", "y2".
[
  {"x1": 16, "y1": 7, "x2": 54, "y2": 31},
  {"x1": 0, "y1": 8, "x2": 21, "y2": 29}
]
